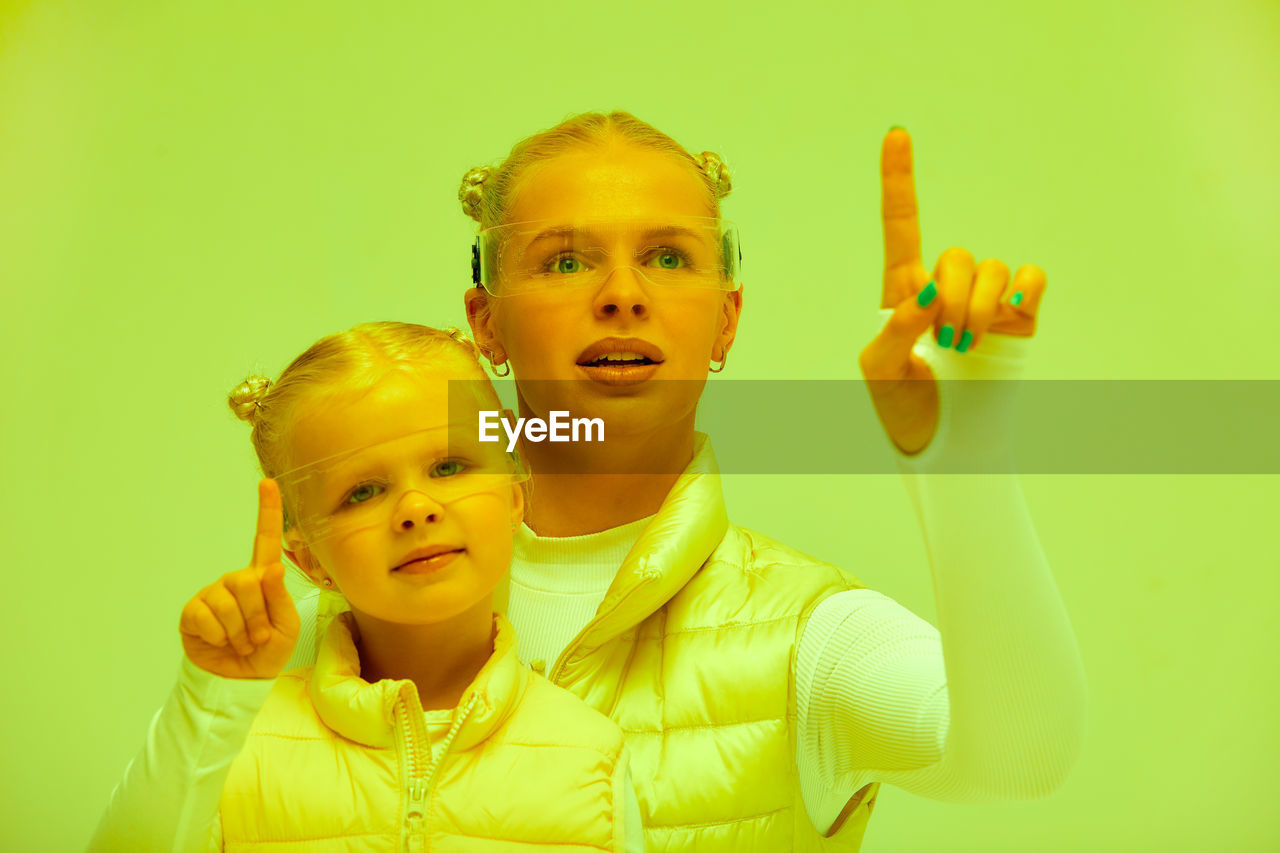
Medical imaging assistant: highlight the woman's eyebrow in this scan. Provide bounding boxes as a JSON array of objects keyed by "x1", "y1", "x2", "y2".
[
  {"x1": 517, "y1": 226, "x2": 607, "y2": 263},
  {"x1": 639, "y1": 225, "x2": 703, "y2": 241},
  {"x1": 527, "y1": 224, "x2": 580, "y2": 243},
  {"x1": 522, "y1": 224, "x2": 704, "y2": 253}
]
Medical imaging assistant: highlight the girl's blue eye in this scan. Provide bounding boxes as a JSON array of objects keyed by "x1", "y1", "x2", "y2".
[
  {"x1": 552, "y1": 256, "x2": 584, "y2": 274},
  {"x1": 346, "y1": 483, "x2": 383, "y2": 505},
  {"x1": 431, "y1": 459, "x2": 465, "y2": 477}
]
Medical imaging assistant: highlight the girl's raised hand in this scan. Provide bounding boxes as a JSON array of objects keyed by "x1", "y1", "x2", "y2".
[
  {"x1": 179, "y1": 479, "x2": 300, "y2": 679},
  {"x1": 859, "y1": 127, "x2": 1047, "y2": 454}
]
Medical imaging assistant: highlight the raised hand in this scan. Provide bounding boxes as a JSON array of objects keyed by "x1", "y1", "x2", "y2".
[
  {"x1": 859, "y1": 127, "x2": 1047, "y2": 454},
  {"x1": 179, "y1": 479, "x2": 300, "y2": 679}
]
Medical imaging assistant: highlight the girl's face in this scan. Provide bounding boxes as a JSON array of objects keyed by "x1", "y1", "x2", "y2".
[
  {"x1": 282, "y1": 370, "x2": 523, "y2": 625},
  {"x1": 469, "y1": 143, "x2": 743, "y2": 437}
]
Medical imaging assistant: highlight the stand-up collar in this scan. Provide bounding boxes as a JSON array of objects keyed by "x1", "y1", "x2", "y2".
[
  {"x1": 309, "y1": 610, "x2": 529, "y2": 752},
  {"x1": 568, "y1": 432, "x2": 729, "y2": 653}
]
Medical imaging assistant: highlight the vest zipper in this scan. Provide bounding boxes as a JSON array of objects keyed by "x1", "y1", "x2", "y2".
[
  {"x1": 398, "y1": 692, "x2": 430, "y2": 853},
  {"x1": 400, "y1": 691, "x2": 480, "y2": 851},
  {"x1": 425, "y1": 693, "x2": 478, "y2": 799}
]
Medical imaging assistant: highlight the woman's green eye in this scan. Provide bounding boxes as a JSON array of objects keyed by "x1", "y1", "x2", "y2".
[
  {"x1": 432, "y1": 460, "x2": 465, "y2": 477},
  {"x1": 652, "y1": 252, "x2": 683, "y2": 270},
  {"x1": 346, "y1": 484, "x2": 381, "y2": 504},
  {"x1": 553, "y1": 257, "x2": 583, "y2": 274}
]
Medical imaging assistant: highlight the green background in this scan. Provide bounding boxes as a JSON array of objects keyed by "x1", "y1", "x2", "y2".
[{"x1": 2, "y1": 1, "x2": 1277, "y2": 849}]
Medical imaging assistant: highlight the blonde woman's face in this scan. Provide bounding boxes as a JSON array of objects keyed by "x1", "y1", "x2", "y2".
[
  {"x1": 283, "y1": 371, "x2": 523, "y2": 625},
  {"x1": 481, "y1": 144, "x2": 742, "y2": 437}
]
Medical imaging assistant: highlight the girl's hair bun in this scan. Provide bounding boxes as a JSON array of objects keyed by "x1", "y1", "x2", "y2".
[
  {"x1": 458, "y1": 166, "x2": 493, "y2": 223},
  {"x1": 228, "y1": 375, "x2": 273, "y2": 424},
  {"x1": 697, "y1": 151, "x2": 732, "y2": 200}
]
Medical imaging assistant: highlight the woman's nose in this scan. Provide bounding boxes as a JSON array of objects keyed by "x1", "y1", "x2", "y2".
[
  {"x1": 393, "y1": 490, "x2": 445, "y2": 530},
  {"x1": 593, "y1": 265, "x2": 650, "y2": 319}
]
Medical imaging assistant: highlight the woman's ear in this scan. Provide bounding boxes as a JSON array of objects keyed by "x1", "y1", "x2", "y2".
[
  {"x1": 715, "y1": 286, "x2": 744, "y2": 360},
  {"x1": 464, "y1": 287, "x2": 505, "y2": 363},
  {"x1": 509, "y1": 477, "x2": 526, "y2": 532}
]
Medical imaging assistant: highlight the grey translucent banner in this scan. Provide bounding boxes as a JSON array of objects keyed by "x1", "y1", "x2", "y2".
[{"x1": 446, "y1": 380, "x2": 1280, "y2": 474}]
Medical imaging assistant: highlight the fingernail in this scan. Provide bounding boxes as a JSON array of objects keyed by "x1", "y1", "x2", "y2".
[
  {"x1": 956, "y1": 329, "x2": 973, "y2": 353},
  {"x1": 916, "y1": 281, "x2": 937, "y2": 307},
  {"x1": 1011, "y1": 291, "x2": 1024, "y2": 306},
  {"x1": 938, "y1": 324, "x2": 955, "y2": 348},
  {"x1": 889, "y1": 125, "x2": 906, "y2": 132}
]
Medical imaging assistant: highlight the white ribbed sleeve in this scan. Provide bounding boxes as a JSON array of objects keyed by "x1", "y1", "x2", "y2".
[
  {"x1": 794, "y1": 318, "x2": 1088, "y2": 832},
  {"x1": 87, "y1": 655, "x2": 275, "y2": 852}
]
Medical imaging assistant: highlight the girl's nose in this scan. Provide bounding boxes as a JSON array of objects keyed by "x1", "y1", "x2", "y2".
[{"x1": 393, "y1": 490, "x2": 445, "y2": 530}]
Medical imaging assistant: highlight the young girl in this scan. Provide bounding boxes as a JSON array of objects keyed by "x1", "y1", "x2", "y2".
[{"x1": 97, "y1": 322, "x2": 643, "y2": 850}]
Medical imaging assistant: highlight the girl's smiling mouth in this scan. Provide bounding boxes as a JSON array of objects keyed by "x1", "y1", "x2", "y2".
[{"x1": 394, "y1": 546, "x2": 465, "y2": 573}]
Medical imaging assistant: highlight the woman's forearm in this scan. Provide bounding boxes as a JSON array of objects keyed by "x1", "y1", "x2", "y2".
[
  {"x1": 797, "y1": 325, "x2": 1086, "y2": 823},
  {"x1": 88, "y1": 656, "x2": 273, "y2": 852}
]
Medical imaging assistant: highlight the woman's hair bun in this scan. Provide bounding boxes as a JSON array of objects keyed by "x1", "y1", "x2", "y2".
[
  {"x1": 697, "y1": 151, "x2": 732, "y2": 200},
  {"x1": 228, "y1": 375, "x2": 273, "y2": 424},
  {"x1": 458, "y1": 166, "x2": 493, "y2": 223}
]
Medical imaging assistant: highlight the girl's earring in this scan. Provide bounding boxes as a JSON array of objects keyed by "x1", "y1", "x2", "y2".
[
  {"x1": 322, "y1": 578, "x2": 333, "y2": 588},
  {"x1": 709, "y1": 349, "x2": 728, "y2": 374}
]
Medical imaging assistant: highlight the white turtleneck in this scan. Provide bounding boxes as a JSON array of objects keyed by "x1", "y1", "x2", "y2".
[{"x1": 505, "y1": 515, "x2": 655, "y2": 673}]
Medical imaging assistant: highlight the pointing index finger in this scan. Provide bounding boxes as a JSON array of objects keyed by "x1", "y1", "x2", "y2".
[
  {"x1": 881, "y1": 128, "x2": 923, "y2": 287},
  {"x1": 251, "y1": 478, "x2": 284, "y2": 569}
]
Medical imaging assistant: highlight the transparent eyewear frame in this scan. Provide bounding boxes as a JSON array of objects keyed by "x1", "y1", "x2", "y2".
[
  {"x1": 275, "y1": 426, "x2": 528, "y2": 546},
  {"x1": 470, "y1": 217, "x2": 742, "y2": 296}
]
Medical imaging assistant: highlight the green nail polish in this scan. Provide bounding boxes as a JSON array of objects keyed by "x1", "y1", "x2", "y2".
[
  {"x1": 1011, "y1": 291, "x2": 1024, "y2": 306},
  {"x1": 889, "y1": 125, "x2": 906, "y2": 132},
  {"x1": 916, "y1": 281, "x2": 937, "y2": 307},
  {"x1": 938, "y1": 324, "x2": 954, "y2": 348},
  {"x1": 956, "y1": 329, "x2": 973, "y2": 353}
]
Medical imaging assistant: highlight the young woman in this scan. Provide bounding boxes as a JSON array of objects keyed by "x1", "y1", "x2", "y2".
[
  {"x1": 92, "y1": 114, "x2": 1086, "y2": 852},
  {"x1": 454, "y1": 113, "x2": 1086, "y2": 851}
]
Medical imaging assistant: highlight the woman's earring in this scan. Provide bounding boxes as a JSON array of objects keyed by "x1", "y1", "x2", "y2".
[
  {"x1": 484, "y1": 348, "x2": 511, "y2": 377},
  {"x1": 322, "y1": 578, "x2": 333, "y2": 588},
  {"x1": 710, "y1": 350, "x2": 728, "y2": 374}
]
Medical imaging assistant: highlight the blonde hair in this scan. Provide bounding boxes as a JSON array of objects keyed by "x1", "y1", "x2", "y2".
[
  {"x1": 458, "y1": 110, "x2": 732, "y2": 229},
  {"x1": 227, "y1": 322, "x2": 493, "y2": 491}
]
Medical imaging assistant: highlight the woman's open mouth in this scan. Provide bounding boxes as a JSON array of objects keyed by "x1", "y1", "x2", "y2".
[
  {"x1": 580, "y1": 352, "x2": 657, "y2": 367},
  {"x1": 576, "y1": 339, "x2": 664, "y2": 386},
  {"x1": 577, "y1": 355, "x2": 662, "y2": 386}
]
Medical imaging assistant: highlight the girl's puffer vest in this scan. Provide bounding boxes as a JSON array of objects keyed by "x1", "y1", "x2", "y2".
[
  {"x1": 496, "y1": 434, "x2": 883, "y2": 852},
  {"x1": 218, "y1": 611, "x2": 627, "y2": 851}
]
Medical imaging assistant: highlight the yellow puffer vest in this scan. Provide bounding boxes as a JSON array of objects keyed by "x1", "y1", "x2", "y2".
[
  {"x1": 218, "y1": 611, "x2": 627, "y2": 851},
  {"x1": 497, "y1": 434, "x2": 881, "y2": 852}
]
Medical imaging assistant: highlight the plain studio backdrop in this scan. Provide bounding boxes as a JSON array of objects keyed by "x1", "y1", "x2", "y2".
[{"x1": 2, "y1": 1, "x2": 1277, "y2": 850}]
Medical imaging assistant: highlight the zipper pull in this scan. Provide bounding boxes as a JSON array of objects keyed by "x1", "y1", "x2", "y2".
[{"x1": 408, "y1": 779, "x2": 426, "y2": 809}]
